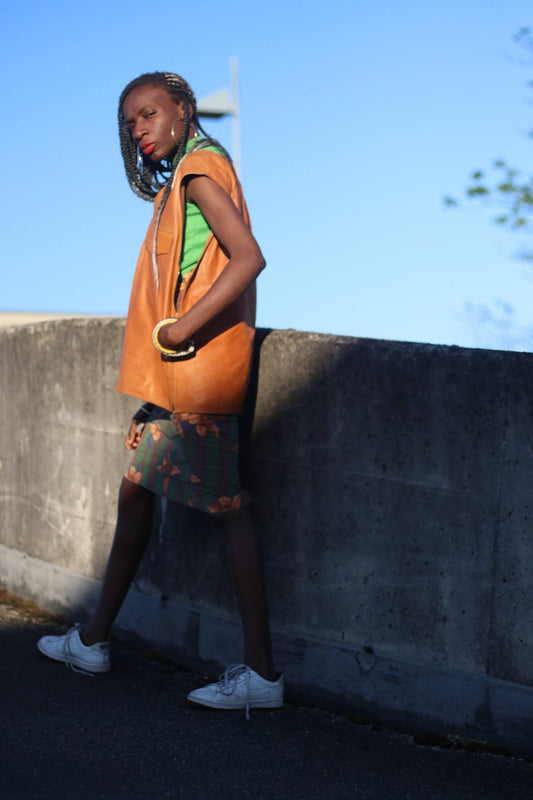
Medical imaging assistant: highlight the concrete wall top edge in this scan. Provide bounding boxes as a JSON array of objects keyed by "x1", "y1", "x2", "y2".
[{"x1": 2, "y1": 317, "x2": 529, "y2": 362}]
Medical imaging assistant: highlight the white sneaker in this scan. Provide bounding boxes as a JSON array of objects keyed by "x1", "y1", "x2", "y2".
[
  {"x1": 187, "y1": 664, "x2": 283, "y2": 719},
  {"x1": 37, "y1": 624, "x2": 111, "y2": 675}
]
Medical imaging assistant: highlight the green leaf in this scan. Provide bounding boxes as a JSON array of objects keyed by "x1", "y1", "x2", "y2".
[
  {"x1": 497, "y1": 183, "x2": 517, "y2": 194},
  {"x1": 467, "y1": 187, "x2": 490, "y2": 197}
]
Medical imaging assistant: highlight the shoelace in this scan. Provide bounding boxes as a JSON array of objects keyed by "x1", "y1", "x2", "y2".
[
  {"x1": 215, "y1": 664, "x2": 252, "y2": 720},
  {"x1": 63, "y1": 624, "x2": 95, "y2": 677}
]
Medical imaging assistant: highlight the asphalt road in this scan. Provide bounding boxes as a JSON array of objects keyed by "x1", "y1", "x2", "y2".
[{"x1": 0, "y1": 593, "x2": 531, "y2": 800}]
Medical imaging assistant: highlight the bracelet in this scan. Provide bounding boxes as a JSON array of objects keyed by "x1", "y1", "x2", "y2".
[
  {"x1": 152, "y1": 318, "x2": 196, "y2": 358},
  {"x1": 152, "y1": 318, "x2": 180, "y2": 355}
]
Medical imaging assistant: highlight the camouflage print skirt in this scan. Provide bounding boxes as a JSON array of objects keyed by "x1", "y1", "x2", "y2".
[{"x1": 125, "y1": 408, "x2": 250, "y2": 514}]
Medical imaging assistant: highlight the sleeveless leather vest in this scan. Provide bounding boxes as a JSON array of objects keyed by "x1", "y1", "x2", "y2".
[{"x1": 117, "y1": 149, "x2": 256, "y2": 413}]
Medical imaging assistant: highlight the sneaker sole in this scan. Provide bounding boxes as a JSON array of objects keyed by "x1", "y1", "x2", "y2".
[{"x1": 187, "y1": 695, "x2": 283, "y2": 710}]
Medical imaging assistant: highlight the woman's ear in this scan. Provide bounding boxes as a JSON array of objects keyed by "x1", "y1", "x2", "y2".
[{"x1": 175, "y1": 98, "x2": 194, "y2": 121}]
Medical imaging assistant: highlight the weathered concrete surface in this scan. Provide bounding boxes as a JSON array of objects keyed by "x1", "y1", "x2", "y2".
[
  {"x1": 0, "y1": 318, "x2": 134, "y2": 577},
  {"x1": 1, "y1": 319, "x2": 533, "y2": 754},
  {"x1": 247, "y1": 332, "x2": 533, "y2": 684},
  {"x1": 0, "y1": 311, "x2": 109, "y2": 327}
]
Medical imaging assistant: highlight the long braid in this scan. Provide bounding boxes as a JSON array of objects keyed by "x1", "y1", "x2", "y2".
[
  {"x1": 149, "y1": 101, "x2": 191, "y2": 288},
  {"x1": 118, "y1": 71, "x2": 235, "y2": 288}
]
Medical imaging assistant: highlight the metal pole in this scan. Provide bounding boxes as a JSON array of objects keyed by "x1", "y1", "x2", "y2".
[
  {"x1": 230, "y1": 57, "x2": 241, "y2": 175},
  {"x1": 197, "y1": 59, "x2": 241, "y2": 175}
]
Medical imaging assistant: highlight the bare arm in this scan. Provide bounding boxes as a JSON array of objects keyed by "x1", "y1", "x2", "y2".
[{"x1": 158, "y1": 175, "x2": 265, "y2": 350}]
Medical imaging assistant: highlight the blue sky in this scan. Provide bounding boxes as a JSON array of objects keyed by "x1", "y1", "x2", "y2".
[{"x1": 1, "y1": 0, "x2": 532, "y2": 350}]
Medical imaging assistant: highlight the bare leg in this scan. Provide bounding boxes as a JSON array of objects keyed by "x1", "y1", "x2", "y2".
[
  {"x1": 82, "y1": 478, "x2": 155, "y2": 645},
  {"x1": 214, "y1": 506, "x2": 275, "y2": 681}
]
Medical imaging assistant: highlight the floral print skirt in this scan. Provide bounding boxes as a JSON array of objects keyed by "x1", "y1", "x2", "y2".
[{"x1": 125, "y1": 408, "x2": 250, "y2": 514}]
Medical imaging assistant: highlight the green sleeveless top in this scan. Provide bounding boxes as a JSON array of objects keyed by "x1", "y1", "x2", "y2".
[{"x1": 180, "y1": 138, "x2": 222, "y2": 275}]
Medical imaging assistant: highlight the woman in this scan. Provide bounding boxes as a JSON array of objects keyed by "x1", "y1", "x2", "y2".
[{"x1": 38, "y1": 72, "x2": 282, "y2": 715}]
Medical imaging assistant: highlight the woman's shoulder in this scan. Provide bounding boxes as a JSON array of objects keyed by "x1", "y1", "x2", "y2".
[{"x1": 179, "y1": 145, "x2": 236, "y2": 191}]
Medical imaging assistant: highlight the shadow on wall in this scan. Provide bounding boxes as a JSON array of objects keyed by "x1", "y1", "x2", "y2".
[
  {"x1": 1, "y1": 319, "x2": 533, "y2": 687},
  {"x1": 135, "y1": 327, "x2": 533, "y2": 690}
]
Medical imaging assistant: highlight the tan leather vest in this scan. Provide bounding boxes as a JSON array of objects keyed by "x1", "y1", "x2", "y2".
[{"x1": 117, "y1": 149, "x2": 256, "y2": 414}]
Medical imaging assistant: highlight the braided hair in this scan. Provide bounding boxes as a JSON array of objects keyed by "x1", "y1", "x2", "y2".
[{"x1": 118, "y1": 72, "x2": 234, "y2": 288}]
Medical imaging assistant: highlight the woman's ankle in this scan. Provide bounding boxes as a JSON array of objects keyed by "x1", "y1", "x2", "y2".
[{"x1": 79, "y1": 625, "x2": 107, "y2": 647}]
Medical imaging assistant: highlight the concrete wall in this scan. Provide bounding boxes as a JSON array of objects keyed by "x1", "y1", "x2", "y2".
[{"x1": 1, "y1": 318, "x2": 533, "y2": 754}]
